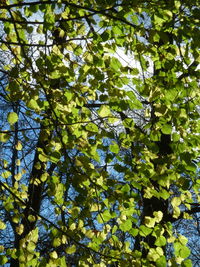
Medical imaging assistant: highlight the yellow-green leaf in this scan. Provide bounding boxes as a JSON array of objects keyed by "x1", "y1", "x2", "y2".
[
  {"x1": 0, "y1": 132, "x2": 10, "y2": 142},
  {"x1": 161, "y1": 124, "x2": 172, "y2": 135},
  {"x1": 7, "y1": 112, "x2": 18, "y2": 125},
  {"x1": 98, "y1": 105, "x2": 110, "y2": 117},
  {"x1": 119, "y1": 219, "x2": 132, "y2": 232},
  {"x1": 50, "y1": 251, "x2": 58, "y2": 259},
  {"x1": 109, "y1": 142, "x2": 119, "y2": 154},
  {"x1": 15, "y1": 141, "x2": 22, "y2": 151},
  {"x1": 0, "y1": 221, "x2": 6, "y2": 230},
  {"x1": 65, "y1": 245, "x2": 76, "y2": 254}
]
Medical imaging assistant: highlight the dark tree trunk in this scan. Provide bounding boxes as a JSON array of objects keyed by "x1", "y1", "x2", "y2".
[{"x1": 10, "y1": 129, "x2": 50, "y2": 267}]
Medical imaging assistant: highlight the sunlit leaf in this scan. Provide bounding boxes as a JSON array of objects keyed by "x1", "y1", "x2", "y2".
[
  {"x1": 119, "y1": 219, "x2": 132, "y2": 232},
  {"x1": 110, "y1": 57, "x2": 122, "y2": 71},
  {"x1": 7, "y1": 112, "x2": 18, "y2": 125},
  {"x1": 65, "y1": 245, "x2": 76, "y2": 255},
  {"x1": 98, "y1": 105, "x2": 110, "y2": 117},
  {"x1": 86, "y1": 123, "x2": 98, "y2": 133},
  {"x1": 0, "y1": 0, "x2": 199, "y2": 265},
  {"x1": 155, "y1": 236, "x2": 166, "y2": 247},
  {"x1": 0, "y1": 221, "x2": 6, "y2": 230},
  {"x1": 15, "y1": 141, "x2": 22, "y2": 151},
  {"x1": 109, "y1": 142, "x2": 119, "y2": 154},
  {"x1": 161, "y1": 124, "x2": 172, "y2": 135}
]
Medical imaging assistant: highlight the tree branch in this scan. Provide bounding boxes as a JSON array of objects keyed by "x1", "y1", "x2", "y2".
[{"x1": 0, "y1": 180, "x2": 121, "y2": 261}]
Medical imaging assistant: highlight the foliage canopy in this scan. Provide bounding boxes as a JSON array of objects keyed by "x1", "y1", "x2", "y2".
[{"x1": 0, "y1": 0, "x2": 200, "y2": 266}]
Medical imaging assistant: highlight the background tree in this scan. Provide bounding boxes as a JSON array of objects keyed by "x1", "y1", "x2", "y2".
[{"x1": 0, "y1": 0, "x2": 200, "y2": 266}]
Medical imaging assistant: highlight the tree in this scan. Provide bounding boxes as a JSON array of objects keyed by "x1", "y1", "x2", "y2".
[{"x1": 0, "y1": 0, "x2": 200, "y2": 266}]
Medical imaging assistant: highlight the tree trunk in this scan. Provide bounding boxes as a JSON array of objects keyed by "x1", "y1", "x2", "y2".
[{"x1": 10, "y1": 129, "x2": 50, "y2": 266}]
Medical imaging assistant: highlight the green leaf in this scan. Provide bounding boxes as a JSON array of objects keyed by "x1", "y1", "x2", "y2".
[
  {"x1": 131, "y1": 181, "x2": 142, "y2": 190},
  {"x1": 15, "y1": 141, "x2": 22, "y2": 151},
  {"x1": 155, "y1": 236, "x2": 166, "y2": 247},
  {"x1": 130, "y1": 228, "x2": 139, "y2": 237},
  {"x1": 156, "y1": 256, "x2": 167, "y2": 267},
  {"x1": 161, "y1": 124, "x2": 172, "y2": 134},
  {"x1": 178, "y1": 235, "x2": 188, "y2": 246},
  {"x1": 144, "y1": 216, "x2": 156, "y2": 228},
  {"x1": 110, "y1": 57, "x2": 122, "y2": 71},
  {"x1": 0, "y1": 255, "x2": 8, "y2": 265},
  {"x1": 38, "y1": 153, "x2": 48, "y2": 162},
  {"x1": 52, "y1": 237, "x2": 61, "y2": 247},
  {"x1": 49, "y1": 151, "x2": 61, "y2": 163},
  {"x1": 1, "y1": 171, "x2": 11, "y2": 179},
  {"x1": 98, "y1": 105, "x2": 110, "y2": 117},
  {"x1": 139, "y1": 225, "x2": 153, "y2": 236},
  {"x1": 121, "y1": 184, "x2": 130, "y2": 193},
  {"x1": 181, "y1": 259, "x2": 193, "y2": 267},
  {"x1": 27, "y1": 241, "x2": 36, "y2": 252},
  {"x1": 7, "y1": 112, "x2": 18, "y2": 125},
  {"x1": 153, "y1": 211, "x2": 163, "y2": 223},
  {"x1": 126, "y1": 91, "x2": 137, "y2": 101},
  {"x1": 123, "y1": 117, "x2": 135, "y2": 129},
  {"x1": 130, "y1": 68, "x2": 139, "y2": 75},
  {"x1": 172, "y1": 133, "x2": 180, "y2": 142},
  {"x1": 109, "y1": 142, "x2": 119, "y2": 154},
  {"x1": 179, "y1": 246, "x2": 190, "y2": 258},
  {"x1": 119, "y1": 219, "x2": 132, "y2": 232},
  {"x1": 29, "y1": 228, "x2": 38, "y2": 243},
  {"x1": 97, "y1": 209, "x2": 114, "y2": 223},
  {"x1": 147, "y1": 247, "x2": 163, "y2": 262},
  {"x1": 50, "y1": 251, "x2": 58, "y2": 259},
  {"x1": 85, "y1": 123, "x2": 98, "y2": 133},
  {"x1": 155, "y1": 105, "x2": 168, "y2": 117},
  {"x1": 59, "y1": 257, "x2": 67, "y2": 267},
  {"x1": 65, "y1": 245, "x2": 76, "y2": 255},
  {"x1": 154, "y1": 14, "x2": 165, "y2": 25},
  {"x1": 0, "y1": 220, "x2": 6, "y2": 230},
  {"x1": 174, "y1": 241, "x2": 190, "y2": 259},
  {"x1": 0, "y1": 132, "x2": 10, "y2": 142},
  {"x1": 64, "y1": 91, "x2": 73, "y2": 101},
  {"x1": 102, "y1": 210, "x2": 112, "y2": 222},
  {"x1": 179, "y1": 109, "x2": 187, "y2": 119},
  {"x1": 101, "y1": 31, "x2": 110, "y2": 41},
  {"x1": 27, "y1": 99, "x2": 40, "y2": 110},
  {"x1": 171, "y1": 197, "x2": 181, "y2": 208},
  {"x1": 126, "y1": 91, "x2": 143, "y2": 109}
]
